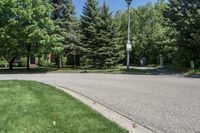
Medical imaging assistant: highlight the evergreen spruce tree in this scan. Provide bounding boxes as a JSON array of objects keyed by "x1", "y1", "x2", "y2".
[
  {"x1": 95, "y1": 2, "x2": 120, "y2": 68},
  {"x1": 80, "y1": 0, "x2": 99, "y2": 67},
  {"x1": 50, "y1": 0, "x2": 80, "y2": 68},
  {"x1": 62, "y1": 0, "x2": 81, "y2": 68},
  {"x1": 50, "y1": 0, "x2": 66, "y2": 68}
]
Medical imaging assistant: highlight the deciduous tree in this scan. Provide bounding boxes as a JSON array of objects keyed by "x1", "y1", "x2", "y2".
[{"x1": 163, "y1": 0, "x2": 200, "y2": 68}]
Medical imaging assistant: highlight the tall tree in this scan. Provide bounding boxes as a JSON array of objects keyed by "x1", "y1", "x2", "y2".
[
  {"x1": 133, "y1": 3, "x2": 156, "y2": 64},
  {"x1": 95, "y1": 2, "x2": 120, "y2": 68},
  {"x1": 50, "y1": 0, "x2": 80, "y2": 68},
  {"x1": 50, "y1": 0, "x2": 67, "y2": 68},
  {"x1": 0, "y1": 0, "x2": 21, "y2": 70},
  {"x1": 152, "y1": 1, "x2": 175, "y2": 65},
  {"x1": 114, "y1": 1, "x2": 175, "y2": 66},
  {"x1": 62, "y1": 0, "x2": 81, "y2": 68},
  {"x1": 163, "y1": 0, "x2": 200, "y2": 68},
  {"x1": 113, "y1": 11, "x2": 128, "y2": 65},
  {"x1": 80, "y1": 0, "x2": 99, "y2": 67},
  {"x1": 13, "y1": 0, "x2": 56, "y2": 70}
]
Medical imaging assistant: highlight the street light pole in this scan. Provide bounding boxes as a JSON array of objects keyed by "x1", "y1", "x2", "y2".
[{"x1": 125, "y1": 0, "x2": 132, "y2": 71}]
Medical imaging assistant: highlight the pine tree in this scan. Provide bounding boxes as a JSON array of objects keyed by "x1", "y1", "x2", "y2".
[
  {"x1": 50, "y1": 0, "x2": 66, "y2": 68},
  {"x1": 62, "y1": 0, "x2": 81, "y2": 68},
  {"x1": 95, "y1": 2, "x2": 120, "y2": 68},
  {"x1": 80, "y1": 0, "x2": 99, "y2": 67},
  {"x1": 50, "y1": 0, "x2": 80, "y2": 68}
]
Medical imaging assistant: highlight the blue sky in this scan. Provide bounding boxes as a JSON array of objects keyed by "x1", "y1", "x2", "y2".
[{"x1": 72, "y1": 0, "x2": 158, "y2": 16}]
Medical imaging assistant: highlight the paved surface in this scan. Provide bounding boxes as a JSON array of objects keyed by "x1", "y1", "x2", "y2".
[{"x1": 0, "y1": 73, "x2": 200, "y2": 133}]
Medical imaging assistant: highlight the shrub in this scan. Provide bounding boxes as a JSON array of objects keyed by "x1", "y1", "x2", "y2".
[
  {"x1": 18, "y1": 57, "x2": 27, "y2": 67},
  {"x1": 38, "y1": 58, "x2": 49, "y2": 67},
  {"x1": 13, "y1": 63, "x2": 18, "y2": 67},
  {"x1": 62, "y1": 56, "x2": 67, "y2": 66},
  {"x1": 0, "y1": 59, "x2": 7, "y2": 68}
]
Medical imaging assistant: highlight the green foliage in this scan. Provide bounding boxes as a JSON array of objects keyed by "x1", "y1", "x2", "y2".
[
  {"x1": 0, "y1": 0, "x2": 22, "y2": 69},
  {"x1": 113, "y1": 12, "x2": 127, "y2": 64},
  {"x1": 80, "y1": 0, "x2": 99, "y2": 67},
  {"x1": 0, "y1": 59, "x2": 7, "y2": 67},
  {"x1": 163, "y1": 0, "x2": 200, "y2": 67},
  {"x1": 0, "y1": 0, "x2": 56, "y2": 70},
  {"x1": 80, "y1": 1, "x2": 121, "y2": 68},
  {"x1": 0, "y1": 0, "x2": 199, "y2": 69},
  {"x1": 38, "y1": 58, "x2": 49, "y2": 67},
  {"x1": 50, "y1": 0, "x2": 81, "y2": 68},
  {"x1": 95, "y1": 3, "x2": 121, "y2": 68},
  {"x1": 114, "y1": 1, "x2": 175, "y2": 65},
  {"x1": 18, "y1": 57, "x2": 27, "y2": 67},
  {"x1": 61, "y1": 56, "x2": 67, "y2": 66}
]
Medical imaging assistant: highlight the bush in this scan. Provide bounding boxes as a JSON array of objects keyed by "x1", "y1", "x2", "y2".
[
  {"x1": 13, "y1": 63, "x2": 18, "y2": 67},
  {"x1": 62, "y1": 56, "x2": 67, "y2": 66},
  {"x1": 18, "y1": 57, "x2": 27, "y2": 67},
  {"x1": 195, "y1": 59, "x2": 200, "y2": 69},
  {"x1": 38, "y1": 58, "x2": 49, "y2": 67},
  {"x1": 0, "y1": 59, "x2": 7, "y2": 68}
]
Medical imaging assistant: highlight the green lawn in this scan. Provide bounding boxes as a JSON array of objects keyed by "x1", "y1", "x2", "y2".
[{"x1": 0, "y1": 80, "x2": 127, "y2": 133}]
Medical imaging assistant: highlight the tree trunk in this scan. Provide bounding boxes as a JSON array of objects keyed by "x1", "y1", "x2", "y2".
[
  {"x1": 190, "y1": 60, "x2": 194, "y2": 69},
  {"x1": 9, "y1": 62, "x2": 13, "y2": 70},
  {"x1": 27, "y1": 54, "x2": 30, "y2": 70},
  {"x1": 58, "y1": 55, "x2": 62, "y2": 69},
  {"x1": 9, "y1": 58, "x2": 15, "y2": 70},
  {"x1": 26, "y1": 46, "x2": 31, "y2": 70},
  {"x1": 73, "y1": 51, "x2": 76, "y2": 68},
  {"x1": 160, "y1": 55, "x2": 164, "y2": 69}
]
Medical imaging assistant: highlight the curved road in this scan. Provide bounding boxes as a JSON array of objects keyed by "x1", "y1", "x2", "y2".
[{"x1": 0, "y1": 73, "x2": 200, "y2": 133}]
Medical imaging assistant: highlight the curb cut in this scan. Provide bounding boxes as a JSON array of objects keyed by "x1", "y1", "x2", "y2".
[{"x1": 55, "y1": 86, "x2": 154, "y2": 133}]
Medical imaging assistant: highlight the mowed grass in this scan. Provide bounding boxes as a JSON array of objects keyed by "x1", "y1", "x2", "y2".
[{"x1": 0, "y1": 80, "x2": 127, "y2": 133}]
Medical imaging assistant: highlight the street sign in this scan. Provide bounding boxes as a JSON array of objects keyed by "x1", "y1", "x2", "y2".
[{"x1": 126, "y1": 43, "x2": 132, "y2": 51}]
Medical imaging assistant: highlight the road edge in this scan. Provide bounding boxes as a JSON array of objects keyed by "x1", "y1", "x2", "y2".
[{"x1": 55, "y1": 85, "x2": 154, "y2": 133}]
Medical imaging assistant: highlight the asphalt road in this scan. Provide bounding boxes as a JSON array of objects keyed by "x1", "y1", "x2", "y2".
[{"x1": 0, "y1": 73, "x2": 200, "y2": 133}]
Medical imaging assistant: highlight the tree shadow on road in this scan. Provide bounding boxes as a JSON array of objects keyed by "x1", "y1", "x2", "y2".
[
  {"x1": 120, "y1": 67, "x2": 200, "y2": 78},
  {"x1": 0, "y1": 67, "x2": 57, "y2": 74},
  {"x1": 122, "y1": 68, "x2": 180, "y2": 75},
  {"x1": 0, "y1": 67, "x2": 199, "y2": 78}
]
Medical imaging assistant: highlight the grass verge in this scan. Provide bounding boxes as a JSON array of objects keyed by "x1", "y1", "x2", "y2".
[{"x1": 0, "y1": 80, "x2": 127, "y2": 133}]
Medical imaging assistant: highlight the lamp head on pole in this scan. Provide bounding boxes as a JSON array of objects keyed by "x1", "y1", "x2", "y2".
[{"x1": 125, "y1": 0, "x2": 132, "y2": 6}]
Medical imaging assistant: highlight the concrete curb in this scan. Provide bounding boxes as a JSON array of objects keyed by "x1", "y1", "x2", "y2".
[{"x1": 55, "y1": 86, "x2": 154, "y2": 133}]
